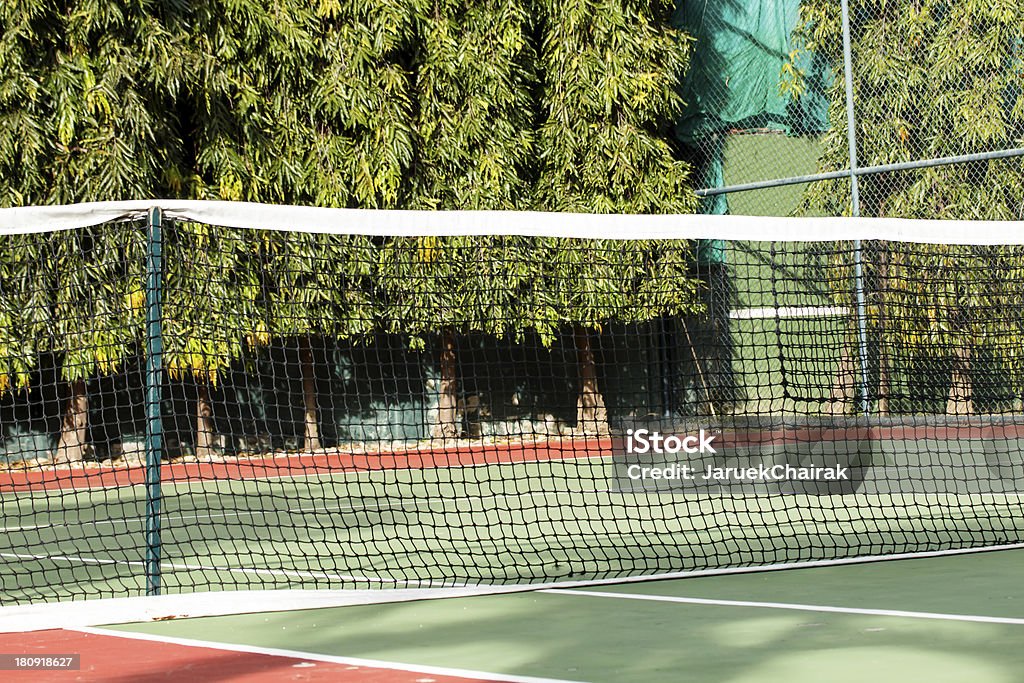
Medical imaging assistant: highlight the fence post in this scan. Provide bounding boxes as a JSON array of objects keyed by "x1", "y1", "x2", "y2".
[
  {"x1": 145, "y1": 207, "x2": 164, "y2": 596},
  {"x1": 840, "y1": 0, "x2": 872, "y2": 414}
]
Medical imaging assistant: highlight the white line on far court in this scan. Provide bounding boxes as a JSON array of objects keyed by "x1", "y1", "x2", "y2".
[
  {"x1": 729, "y1": 305, "x2": 849, "y2": 320},
  {"x1": 73, "y1": 626, "x2": 586, "y2": 683},
  {"x1": 542, "y1": 588, "x2": 1024, "y2": 626},
  {"x1": 0, "y1": 551, "x2": 410, "y2": 585},
  {"x1": 1, "y1": 485, "x2": 598, "y2": 532}
]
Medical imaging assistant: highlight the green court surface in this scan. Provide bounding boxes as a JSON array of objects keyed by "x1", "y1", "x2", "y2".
[
  {"x1": 722, "y1": 133, "x2": 825, "y2": 217},
  {"x1": 6, "y1": 456, "x2": 1024, "y2": 604},
  {"x1": 101, "y1": 549, "x2": 1024, "y2": 683}
]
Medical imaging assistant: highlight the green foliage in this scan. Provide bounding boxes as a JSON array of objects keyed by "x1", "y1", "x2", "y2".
[
  {"x1": 408, "y1": 0, "x2": 536, "y2": 210},
  {"x1": 378, "y1": 0, "x2": 700, "y2": 350},
  {"x1": 0, "y1": 0, "x2": 182, "y2": 385},
  {"x1": 0, "y1": 234, "x2": 51, "y2": 389},
  {"x1": 180, "y1": 0, "x2": 416, "y2": 207},
  {"x1": 377, "y1": 1, "x2": 538, "y2": 351},
  {"x1": 377, "y1": 236, "x2": 535, "y2": 349},
  {"x1": 526, "y1": 239, "x2": 702, "y2": 345},
  {"x1": 307, "y1": 0, "x2": 417, "y2": 208},
  {"x1": 534, "y1": 0, "x2": 696, "y2": 214},
  {"x1": 377, "y1": 236, "x2": 702, "y2": 350},
  {"x1": 795, "y1": 0, "x2": 1024, "y2": 218},
  {"x1": 882, "y1": 245, "x2": 1024, "y2": 350},
  {"x1": 0, "y1": 0, "x2": 187, "y2": 205},
  {"x1": 163, "y1": 224, "x2": 262, "y2": 383},
  {"x1": 0, "y1": 225, "x2": 145, "y2": 385},
  {"x1": 43, "y1": 225, "x2": 146, "y2": 381},
  {"x1": 527, "y1": 0, "x2": 699, "y2": 340},
  {"x1": 162, "y1": 227, "x2": 378, "y2": 384},
  {"x1": 262, "y1": 232, "x2": 377, "y2": 339},
  {"x1": 0, "y1": 0, "x2": 702, "y2": 389}
]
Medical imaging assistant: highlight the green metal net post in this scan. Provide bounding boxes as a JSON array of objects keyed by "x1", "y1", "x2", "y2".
[{"x1": 145, "y1": 207, "x2": 164, "y2": 595}]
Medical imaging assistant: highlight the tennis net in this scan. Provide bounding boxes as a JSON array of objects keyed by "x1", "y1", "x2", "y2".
[{"x1": 2, "y1": 202, "x2": 1024, "y2": 606}]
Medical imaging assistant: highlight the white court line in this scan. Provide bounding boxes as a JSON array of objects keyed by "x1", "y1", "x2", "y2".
[
  {"x1": 0, "y1": 551, "x2": 416, "y2": 585},
  {"x1": 543, "y1": 588, "x2": 1024, "y2": 626},
  {"x1": 72, "y1": 626, "x2": 585, "y2": 683},
  {"x1": 0, "y1": 509, "x2": 271, "y2": 533},
  {"x1": 729, "y1": 306, "x2": 849, "y2": 319},
  {"x1": 0, "y1": 485, "x2": 598, "y2": 532}
]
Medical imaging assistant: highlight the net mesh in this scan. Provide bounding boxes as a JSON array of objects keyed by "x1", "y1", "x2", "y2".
[{"x1": 3, "y1": 207, "x2": 1024, "y2": 605}]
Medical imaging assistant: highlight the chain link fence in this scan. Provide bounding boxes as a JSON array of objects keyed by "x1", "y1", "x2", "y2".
[
  {"x1": 675, "y1": 1, "x2": 1024, "y2": 417},
  {"x1": 675, "y1": 0, "x2": 1024, "y2": 220}
]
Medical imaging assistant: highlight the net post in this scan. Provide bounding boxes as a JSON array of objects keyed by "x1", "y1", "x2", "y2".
[
  {"x1": 144, "y1": 207, "x2": 164, "y2": 596},
  {"x1": 841, "y1": 0, "x2": 872, "y2": 413}
]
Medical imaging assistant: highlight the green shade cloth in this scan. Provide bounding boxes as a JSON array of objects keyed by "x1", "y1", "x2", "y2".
[
  {"x1": 674, "y1": 0, "x2": 832, "y2": 237},
  {"x1": 674, "y1": 0, "x2": 831, "y2": 142}
]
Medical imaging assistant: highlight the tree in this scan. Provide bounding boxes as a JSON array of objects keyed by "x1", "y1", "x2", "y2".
[
  {"x1": 0, "y1": 1, "x2": 185, "y2": 460},
  {"x1": 0, "y1": 1, "x2": 187, "y2": 205},
  {"x1": 166, "y1": 0, "x2": 417, "y2": 456},
  {"x1": 263, "y1": 232, "x2": 377, "y2": 451},
  {"x1": 525, "y1": 240, "x2": 702, "y2": 432},
  {"x1": 532, "y1": 0, "x2": 700, "y2": 430},
  {"x1": 163, "y1": 225, "x2": 265, "y2": 459},
  {"x1": 0, "y1": 234, "x2": 57, "y2": 460},
  {"x1": 377, "y1": 235, "x2": 534, "y2": 438},
  {"x1": 408, "y1": 0, "x2": 537, "y2": 210},
  {"x1": 795, "y1": 0, "x2": 1024, "y2": 415},
  {"x1": 177, "y1": 1, "x2": 416, "y2": 207},
  {"x1": 1, "y1": 0, "x2": 706, "y2": 451},
  {"x1": 375, "y1": 0, "x2": 537, "y2": 439}
]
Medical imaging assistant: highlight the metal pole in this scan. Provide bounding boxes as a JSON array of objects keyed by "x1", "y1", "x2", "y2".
[
  {"x1": 661, "y1": 317, "x2": 673, "y2": 418},
  {"x1": 841, "y1": 0, "x2": 872, "y2": 415},
  {"x1": 694, "y1": 147, "x2": 1024, "y2": 197},
  {"x1": 145, "y1": 207, "x2": 164, "y2": 595}
]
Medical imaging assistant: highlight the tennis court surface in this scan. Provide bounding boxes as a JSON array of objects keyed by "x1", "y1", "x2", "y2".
[
  {"x1": 4, "y1": 204, "x2": 1024, "y2": 681},
  {"x1": 5, "y1": 549, "x2": 1024, "y2": 682}
]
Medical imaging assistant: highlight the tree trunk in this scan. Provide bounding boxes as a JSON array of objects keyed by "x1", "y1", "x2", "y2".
[
  {"x1": 876, "y1": 246, "x2": 890, "y2": 415},
  {"x1": 195, "y1": 382, "x2": 217, "y2": 460},
  {"x1": 876, "y1": 352, "x2": 890, "y2": 416},
  {"x1": 575, "y1": 325, "x2": 609, "y2": 434},
  {"x1": 431, "y1": 328, "x2": 459, "y2": 439},
  {"x1": 947, "y1": 345, "x2": 973, "y2": 416},
  {"x1": 54, "y1": 378, "x2": 88, "y2": 464},
  {"x1": 829, "y1": 346, "x2": 855, "y2": 415},
  {"x1": 299, "y1": 335, "x2": 321, "y2": 452}
]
